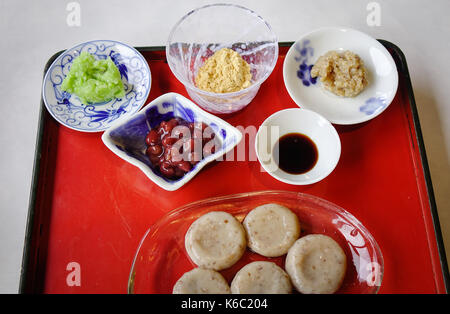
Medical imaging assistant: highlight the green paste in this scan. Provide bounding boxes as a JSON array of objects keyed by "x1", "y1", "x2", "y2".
[{"x1": 61, "y1": 51, "x2": 125, "y2": 104}]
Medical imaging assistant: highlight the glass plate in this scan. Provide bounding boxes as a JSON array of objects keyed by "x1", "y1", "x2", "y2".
[{"x1": 128, "y1": 190, "x2": 384, "y2": 294}]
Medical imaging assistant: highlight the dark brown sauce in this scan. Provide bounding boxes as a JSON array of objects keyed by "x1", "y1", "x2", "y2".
[{"x1": 273, "y1": 133, "x2": 318, "y2": 174}]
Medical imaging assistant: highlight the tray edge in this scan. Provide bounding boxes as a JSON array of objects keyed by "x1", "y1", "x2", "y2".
[
  {"x1": 378, "y1": 39, "x2": 450, "y2": 293},
  {"x1": 19, "y1": 50, "x2": 64, "y2": 293}
]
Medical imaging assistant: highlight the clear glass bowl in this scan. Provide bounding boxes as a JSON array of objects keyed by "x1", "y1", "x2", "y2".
[
  {"x1": 166, "y1": 4, "x2": 278, "y2": 114},
  {"x1": 128, "y1": 191, "x2": 384, "y2": 294}
]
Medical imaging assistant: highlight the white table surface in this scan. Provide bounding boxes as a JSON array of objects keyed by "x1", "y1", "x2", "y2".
[{"x1": 0, "y1": 0, "x2": 449, "y2": 293}]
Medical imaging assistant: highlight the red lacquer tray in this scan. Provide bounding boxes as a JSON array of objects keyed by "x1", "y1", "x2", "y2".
[{"x1": 20, "y1": 42, "x2": 449, "y2": 294}]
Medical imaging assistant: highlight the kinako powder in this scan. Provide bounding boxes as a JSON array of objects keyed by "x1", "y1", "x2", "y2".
[{"x1": 195, "y1": 48, "x2": 252, "y2": 93}]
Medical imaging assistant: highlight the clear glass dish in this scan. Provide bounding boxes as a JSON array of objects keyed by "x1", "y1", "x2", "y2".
[
  {"x1": 128, "y1": 190, "x2": 383, "y2": 294},
  {"x1": 166, "y1": 3, "x2": 278, "y2": 114}
]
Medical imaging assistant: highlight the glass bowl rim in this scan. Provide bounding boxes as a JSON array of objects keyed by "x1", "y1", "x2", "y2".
[{"x1": 165, "y1": 3, "x2": 279, "y2": 97}]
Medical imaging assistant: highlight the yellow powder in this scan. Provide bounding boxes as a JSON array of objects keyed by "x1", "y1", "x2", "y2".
[{"x1": 195, "y1": 48, "x2": 252, "y2": 93}]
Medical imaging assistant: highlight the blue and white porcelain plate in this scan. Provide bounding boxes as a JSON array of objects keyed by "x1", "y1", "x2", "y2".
[
  {"x1": 42, "y1": 40, "x2": 151, "y2": 132},
  {"x1": 283, "y1": 27, "x2": 398, "y2": 125},
  {"x1": 101, "y1": 93, "x2": 243, "y2": 191}
]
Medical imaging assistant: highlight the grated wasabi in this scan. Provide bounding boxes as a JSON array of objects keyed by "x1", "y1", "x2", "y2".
[{"x1": 61, "y1": 51, "x2": 125, "y2": 104}]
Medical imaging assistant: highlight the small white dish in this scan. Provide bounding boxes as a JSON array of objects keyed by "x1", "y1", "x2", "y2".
[
  {"x1": 42, "y1": 40, "x2": 151, "y2": 132},
  {"x1": 102, "y1": 92, "x2": 242, "y2": 191},
  {"x1": 283, "y1": 27, "x2": 398, "y2": 125},
  {"x1": 255, "y1": 108, "x2": 340, "y2": 185}
]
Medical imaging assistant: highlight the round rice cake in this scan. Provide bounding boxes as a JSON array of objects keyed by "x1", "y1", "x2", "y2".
[
  {"x1": 185, "y1": 211, "x2": 246, "y2": 271},
  {"x1": 285, "y1": 234, "x2": 347, "y2": 294},
  {"x1": 230, "y1": 261, "x2": 292, "y2": 294},
  {"x1": 243, "y1": 203, "x2": 300, "y2": 257},
  {"x1": 173, "y1": 268, "x2": 231, "y2": 294}
]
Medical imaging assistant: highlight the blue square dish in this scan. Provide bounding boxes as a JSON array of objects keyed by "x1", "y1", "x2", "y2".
[{"x1": 102, "y1": 93, "x2": 243, "y2": 191}]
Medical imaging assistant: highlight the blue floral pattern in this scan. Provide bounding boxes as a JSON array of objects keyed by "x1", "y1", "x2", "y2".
[
  {"x1": 43, "y1": 40, "x2": 151, "y2": 132},
  {"x1": 294, "y1": 40, "x2": 317, "y2": 87},
  {"x1": 109, "y1": 50, "x2": 129, "y2": 81},
  {"x1": 105, "y1": 93, "x2": 239, "y2": 185},
  {"x1": 360, "y1": 97, "x2": 386, "y2": 115}
]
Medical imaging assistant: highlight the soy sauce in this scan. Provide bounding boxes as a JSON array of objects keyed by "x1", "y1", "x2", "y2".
[{"x1": 273, "y1": 133, "x2": 318, "y2": 174}]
